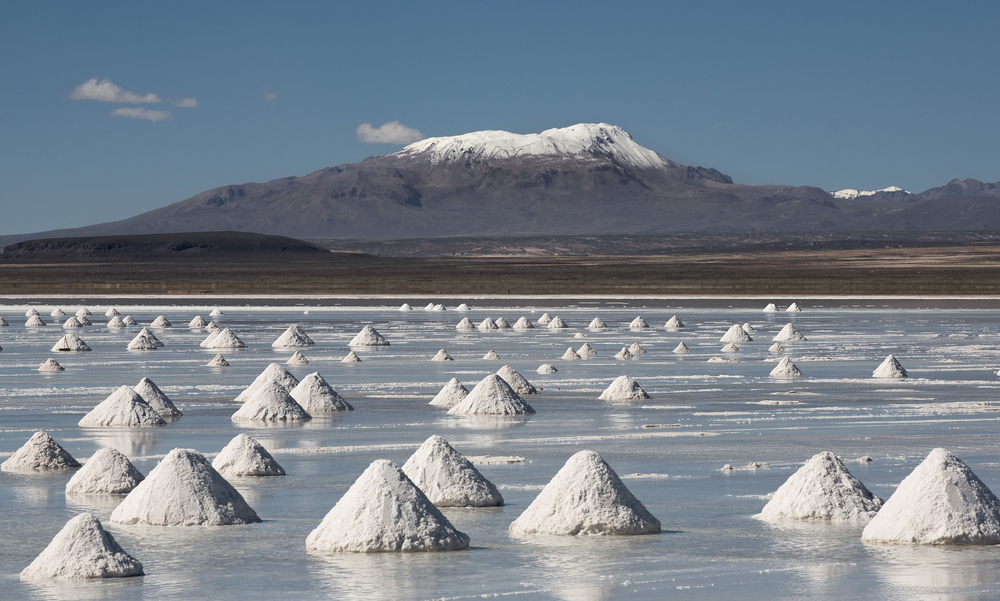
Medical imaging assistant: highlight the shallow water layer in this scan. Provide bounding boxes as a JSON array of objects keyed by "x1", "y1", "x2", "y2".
[{"x1": 2, "y1": 299, "x2": 1000, "y2": 599}]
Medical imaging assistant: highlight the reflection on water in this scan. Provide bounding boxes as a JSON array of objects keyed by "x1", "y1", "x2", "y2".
[
  {"x1": 23, "y1": 577, "x2": 145, "y2": 601},
  {"x1": 868, "y1": 543, "x2": 1000, "y2": 595},
  {"x1": 65, "y1": 492, "x2": 125, "y2": 512},
  {"x1": 92, "y1": 431, "x2": 163, "y2": 457}
]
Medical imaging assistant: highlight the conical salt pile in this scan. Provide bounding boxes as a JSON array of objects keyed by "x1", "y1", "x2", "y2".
[
  {"x1": 629, "y1": 317, "x2": 648, "y2": 328},
  {"x1": 456, "y1": 303, "x2": 470, "y2": 311},
  {"x1": 537, "y1": 313, "x2": 552, "y2": 324},
  {"x1": 455, "y1": 317, "x2": 475, "y2": 330},
  {"x1": 212, "y1": 433, "x2": 285, "y2": 477},
  {"x1": 286, "y1": 351, "x2": 309, "y2": 365},
  {"x1": 577, "y1": 343, "x2": 597, "y2": 357},
  {"x1": 433, "y1": 304, "x2": 446, "y2": 311},
  {"x1": 306, "y1": 459, "x2": 470, "y2": 552},
  {"x1": 78, "y1": 385, "x2": 166, "y2": 428},
  {"x1": 495, "y1": 317, "x2": 511, "y2": 329},
  {"x1": 400, "y1": 303, "x2": 412, "y2": 311},
  {"x1": 873, "y1": 355, "x2": 907, "y2": 378},
  {"x1": 431, "y1": 349, "x2": 454, "y2": 361},
  {"x1": 209, "y1": 308, "x2": 224, "y2": 317},
  {"x1": 38, "y1": 358, "x2": 65, "y2": 372},
  {"x1": 76, "y1": 307, "x2": 91, "y2": 317},
  {"x1": 126, "y1": 328, "x2": 162, "y2": 351},
  {"x1": 134, "y1": 377, "x2": 182, "y2": 417},
  {"x1": 561, "y1": 347, "x2": 581, "y2": 360},
  {"x1": 111, "y1": 448, "x2": 260, "y2": 526},
  {"x1": 25, "y1": 308, "x2": 40, "y2": 316},
  {"x1": 1, "y1": 431, "x2": 80, "y2": 471},
  {"x1": 424, "y1": 303, "x2": 436, "y2": 311},
  {"x1": 349, "y1": 325, "x2": 389, "y2": 346},
  {"x1": 763, "y1": 303, "x2": 778, "y2": 312},
  {"x1": 786, "y1": 302, "x2": 801, "y2": 312},
  {"x1": 430, "y1": 378, "x2": 469, "y2": 408},
  {"x1": 862, "y1": 448, "x2": 1000, "y2": 544},
  {"x1": 770, "y1": 357, "x2": 803, "y2": 377},
  {"x1": 149, "y1": 316, "x2": 171, "y2": 328},
  {"x1": 207, "y1": 354, "x2": 229, "y2": 367},
  {"x1": 0, "y1": 317, "x2": 8, "y2": 326},
  {"x1": 20, "y1": 514, "x2": 143, "y2": 580},
  {"x1": 628, "y1": 343, "x2": 646, "y2": 354},
  {"x1": 107, "y1": 316, "x2": 125, "y2": 328},
  {"x1": 537, "y1": 364, "x2": 557, "y2": 374},
  {"x1": 272, "y1": 324, "x2": 314, "y2": 347},
  {"x1": 205, "y1": 320, "x2": 218, "y2": 330},
  {"x1": 496, "y1": 365, "x2": 537, "y2": 395},
  {"x1": 66, "y1": 448, "x2": 144, "y2": 495},
  {"x1": 614, "y1": 347, "x2": 633, "y2": 360},
  {"x1": 482, "y1": 349, "x2": 501, "y2": 360},
  {"x1": 188, "y1": 316, "x2": 207, "y2": 327},
  {"x1": 721, "y1": 343, "x2": 739, "y2": 353},
  {"x1": 341, "y1": 351, "x2": 362, "y2": 363},
  {"x1": 588, "y1": 317, "x2": 607, "y2": 329},
  {"x1": 232, "y1": 380, "x2": 311, "y2": 421},
  {"x1": 290, "y1": 372, "x2": 353, "y2": 413},
  {"x1": 121, "y1": 316, "x2": 136, "y2": 326},
  {"x1": 769, "y1": 342, "x2": 784, "y2": 352},
  {"x1": 51, "y1": 308, "x2": 66, "y2": 317},
  {"x1": 673, "y1": 342, "x2": 690, "y2": 354},
  {"x1": 202, "y1": 327, "x2": 246, "y2": 349},
  {"x1": 402, "y1": 435, "x2": 504, "y2": 507},
  {"x1": 547, "y1": 316, "x2": 568, "y2": 329},
  {"x1": 773, "y1": 323, "x2": 807, "y2": 342},
  {"x1": 105, "y1": 308, "x2": 119, "y2": 316},
  {"x1": 25, "y1": 315, "x2": 46, "y2": 326},
  {"x1": 598, "y1": 375, "x2": 649, "y2": 401},
  {"x1": 478, "y1": 317, "x2": 499, "y2": 330},
  {"x1": 447, "y1": 374, "x2": 535, "y2": 416},
  {"x1": 758, "y1": 451, "x2": 882, "y2": 522},
  {"x1": 720, "y1": 324, "x2": 752, "y2": 342},
  {"x1": 78, "y1": 315, "x2": 92, "y2": 325},
  {"x1": 664, "y1": 315, "x2": 684, "y2": 328},
  {"x1": 742, "y1": 323, "x2": 755, "y2": 334},
  {"x1": 52, "y1": 334, "x2": 91, "y2": 352},
  {"x1": 509, "y1": 450, "x2": 660, "y2": 535},
  {"x1": 513, "y1": 317, "x2": 534, "y2": 329}
]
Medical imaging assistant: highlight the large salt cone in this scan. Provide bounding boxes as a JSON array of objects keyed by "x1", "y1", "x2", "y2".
[
  {"x1": 402, "y1": 435, "x2": 503, "y2": 507},
  {"x1": 447, "y1": 374, "x2": 535, "y2": 416},
  {"x1": 20, "y1": 514, "x2": 143, "y2": 580},
  {"x1": 757, "y1": 451, "x2": 881, "y2": 522}
]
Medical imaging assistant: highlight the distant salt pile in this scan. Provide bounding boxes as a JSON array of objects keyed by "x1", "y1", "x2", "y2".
[
  {"x1": 547, "y1": 316, "x2": 568, "y2": 329},
  {"x1": 456, "y1": 303, "x2": 470, "y2": 311},
  {"x1": 598, "y1": 375, "x2": 649, "y2": 401},
  {"x1": 742, "y1": 322, "x2": 755, "y2": 334},
  {"x1": 448, "y1": 374, "x2": 535, "y2": 416},
  {"x1": 76, "y1": 307, "x2": 91, "y2": 317},
  {"x1": 232, "y1": 380, "x2": 311, "y2": 422},
  {"x1": 272, "y1": 324, "x2": 314, "y2": 347},
  {"x1": 51, "y1": 308, "x2": 66, "y2": 317},
  {"x1": 673, "y1": 342, "x2": 690, "y2": 354},
  {"x1": 106, "y1": 316, "x2": 125, "y2": 328},
  {"x1": 431, "y1": 349, "x2": 454, "y2": 361},
  {"x1": 127, "y1": 328, "x2": 162, "y2": 351},
  {"x1": 78, "y1": 315, "x2": 92, "y2": 325},
  {"x1": 455, "y1": 317, "x2": 475, "y2": 330},
  {"x1": 38, "y1": 358, "x2": 65, "y2": 372},
  {"x1": 66, "y1": 448, "x2": 144, "y2": 495},
  {"x1": 79, "y1": 385, "x2": 166, "y2": 428},
  {"x1": 614, "y1": 347, "x2": 633, "y2": 360},
  {"x1": 537, "y1": 313, "x2": 552, "y2": 324},
  {"x1": 209, "y1": 308, "x2": 224, "y2": 317},
  {"x1": 235, "y1": 364, "x2": 301, "y2": 402},
  {"x1": 52, "y1": 334, "x2": 92, "y2": 352},
  {"x1": 574, "y1": 332, "x2": 586, "y2": 339},
  {"x1": 495, "y1": 317, "x2": 511, "y2": 329},
  {"x1": 578, "y1": 342, "x2": 597, "y2": 357},
  {"x1": 758, "y1": 451, "x2": 882, "y2": 522},
  {"x1": 26, "y1": 308, "x2": 40, "y2": 316},
  {"x1": 513, "y1": 316, "x2": 534, "y2": 329},
  {"x1": 25, "y1": 315, "x2": 46, "y2": 326},
  {"x1": 482, "y1": 349, "x2": 501, "y2": 360},
  {"x1": 770, "y1": 357, "x2": 803, "y2": 377},
  {"x1": 134, "y1": 377, "x2": 182, "y2": 417},
  {"x1": 786, "y1": 302, "x2": 802, "y2": 312},
  {"x1": 204, "y1": 320, "x2": 219, "y2": 331},
  {"x1": 496, "y1": 365, "x2": 537, "y2": 395},
  {"x1": 433, "y1": 304, "x2": 446, "y2": 311},
  {"x1": 424, "y1": 303, "x2": 436, "y2": 311},
  {"x1": 111, "y1": 448, "x2": 260, "y2": 526},
  {"x1": 562, "y1": 347, "x2": 581, "y2": 360},
  {"x1": 201, "y1": 327, "x2": 246, "y2": 349},
  {"x1": 286, "y1": 351, "x2": 309, "y2": 365},
  {"x1": 707, "y1": 356, "x2": 728, "y2": 363},
  {"x1": 429, "y1": 378, "x2": 468, "y2": 408},
  {"x1": 105, "y1": 308, "x2": 119, "y2": 316},
  {"x1": 149, "y1": 316, "x2": 171, "y2": 328},
  {"x1": 720, "y1": 324, "x2": 752, "y2": 343},
  {"x1": 537, "y1": 364, "x2": 557, "y2": 374},
  {"x1": 664, "y1": 315, "x2": 684, "y2": 328},
  {"x1": 342, "y1": 351, "x2": 362, "y2": 363},
  {"x1": 862, "y1": 448, "x2": 1000, "y2": 544},
  {"x1": 769, "y1": 342, "x2": 785, "y2": 352},
  {"x1": 188, "y1": 316, "x2": 207, "y2": 328},
  {"x1": 588, "y1": 317, "x2": 607, "y2": 329},
  {"x1": 121, "y1": 316, "x2": 136, "y2": 326},
  {"x1": 773, "y1": 323, "x2": 807, "y2": 342},
  {"x1": 399, "y1": 303, "x2": 412, "y2": 311},
  {"x1": 509, "y1": 450, "x2": 660, "y2": 535},
  {"x1": 306, "y1": 459, "x2": 470, "y2": 552},
  {"x1": 1, "y1": 431, "x2": 80, "y2": 472},
  {"x1": 721, "y1": 343, "x2": 740, "y2": 353},
  {"x1": 349, "y1": 325, "x2": 389, "y2": 346},
  {"x1": 478, "y1": 317, "x2": 499, "y2": 331},
  {"x1": 763, "y1": 303, "x2": 778, "y2": 312},
  {"x1": 62, "y1": 316, "x2": 83, "y2": 328},
  {"x1": 0, "y1": 317, "x2": 7, "y2": 326},
  {"x1": 629, "y1": 317, "x2": 649, "y2": 328},
  {"x1": 628, "y1": 343, "x2": 647, "y2": 355},
  {"x1": 212, "y1": 433, "x2": 285, "y2": 477},
  {"x1": 207, "y1": 355, "x2": 229, "y2": 368},
  {"x1": 290, "y1": 372, "x2": 353, "y2": 413},
  {"x1": 873, "y1": 355, "x2": 907, "y2": 378},
  {"x1": 20, "y1": 514, "x2": 143, "y2": 580},
  {"x1": 402, "y1": 435, "x2": 503, "y2": 507}
]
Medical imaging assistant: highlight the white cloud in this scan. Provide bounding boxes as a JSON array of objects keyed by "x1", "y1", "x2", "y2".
[
  {"x1": 70, "y1": 78, "x2": 161, "y2": 103},
  {"x1": 170, "y1": 98, "x2": 198, "y2": 108},
  {"x1": 262, "y1": 92, "x2": 278, "y2": 101},
  {"x1": 109, "y1": 107, "x2": 172, "y2": 122},
  {"x1": 356, "y1": 121, "x2": 423, "y2": 145}
]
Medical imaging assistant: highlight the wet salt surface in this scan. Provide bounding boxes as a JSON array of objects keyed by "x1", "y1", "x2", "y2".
[{"x1": 3, "y1": 300, "x2": 1000, "y2": 598}]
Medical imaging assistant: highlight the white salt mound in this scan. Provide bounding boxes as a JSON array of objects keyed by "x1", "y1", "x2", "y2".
[
  {"x1": 106, "y1": 316, "x2": 125, "y2": 328},
  {"x1": 455, "y1": 317, "x2": 475, "y2": 330},
  {"x1": 721, "y1": 343, "x2": 739, "y2": 353},
  {"x1": 134, "y1": 377, "x2": 182, "y2": 417},
  {"x1": 209, "y1": 309, "x2": 223, "y2": 317},
  {"x1": 455, "y1": 303, "x2": 470, "y2": 311},
  {"x1": 769, "y1": 342, "x2": 784, "y2": 352},
  {"x1": 537, "y1": 364, "x2": 558, "y2": 374},
  {"x1": 150, "y1": 315, "x2": 171, "y2": 328},
  {"x1": 758, "y1": 451, "x2": 882, "y2": 522},
  {"x1": 235, "y1": 363, "x2": 300, "y2": 402},
  {"x1": 496, "y1": 365, "x2": 537, "y2": 395},
  {"x1": 1, "y1": 431, "x2": 80, "y2": 472},
  {"x1": 76, "y1": 307, "x2": 92, "y2": 317},
  {"x1": 629, "y1": 317, "x2": 649, "y2": 328},
  {"x1": 482, "y1": 349, "x2": 501, "y2": 360},
  {"x1": 20, "y1": 514, "x2": 143, "y2": 580},
  {"x1": 349, "y1": 325, "x2": 389, "y2": 346},
  {"x1": 495, "y1": 317, "x2": 510, "y2": 329},
  {"x1": 770, "y1": 357, "x2": 803, "y2": 377},
  {"x1": 78, "y1": 385, "x2": 166, "y2": 428},
  {"x1": 773, "y1": 323, "x2": 807, "y2": 342},
  {"x1": 862, "y1": 448, "x2": 1000, "y2": 544},
  {"x1": 562, "y1": 347, "x2": 581, "y2": 360},
  {"x1": 873, "y1": 354, "x2": 907, "y2": 378},
  {"x1": 188, "y1": 316, "x2": 207, "y2": 328},
  {"x1": 614, "y1": 347, "x2": 633, "y2": 360},
  {"x1": 547, "y1": 316, "x2": 568, "y2": 329},
  {"x1": 402, "y1": 435, "x2": 503, "y2": 507},
  {"x1": 272, "y1": 324, "x2": 314, "y2": 347},
  {"x1": 207, "y1": 354, "x2": 229, "y2": 367},
  {"x1": 673, "y1": 342, "x2": 690, "y2": 354},
  {"x1": 478, "y1": 317, "x2": 499, "y2": 330},
  {"x1": 429, "y1": 378, "x2": 468, "y2": 408},
  {"x1": 111, "y1": 448, "x2": 260, "y2": 526},
  {"x1": 205, "y1": 320, "x2": 218, "y2": 331},
  {"x1": 105, "y1": 308, "x2": 119, "y2": 317},
  {"x1": 431, "y1": 349, "x2": 454, "y2": 361},
  {"x1": 763, "y1": 303, "x2": 778, "y2": 312},
  {"x1": 513, "y1": 316, "x2": 534, "y2": 329},
  {"x1": 399, "y1": 303, "x2": 412, "y2": 311},
  {"x1": 447, "y1": 374, "x2": 535, "y2": 416},
  {"x1": 66, "y1": 448, "x2": 144, "y2": 495},
  {"x1": 588, "y1": 317, "x2": 607, "y2": 329},
  {"x1": 305, "y1": 459, "x2": 470, "y2": 552},
  {"x1": 664, "y1": 315, "x2": 684, "y2": 328},
  {"x1": 286, "y1": 351, "x2": 309, "y2": 365},
  {"x1": 424, "y1": 303, "x2": 435, "y2": 311},
  {"x1": 51, "y1": 334, "x2": 91, "y2": 352},
  {"x1": 202, "y1": 327, "x2": 246, "y2": 349},
  {"x1": 742, "y1": 322, "x2": 755, "y2": 333},
  {"x1": 577, "y1": 342, "x2": 597, "y2": 357},
  {"x1": 290, "y1": 372, "x2": 353, "y2": 413},
  {"x1": 341, "y1": 351, "x2": 362, "y2": 363},
  {"x1": 509, "y1": 450, "x2": 660, "y2": 535},
  {"x1": 51, "y1": 308, "x2": 66, "y2": 317},
  {"x1": 126, "y1": 329, "x2": 160, "y2": 351},
  {"x1": 25, "y1": 315, "x2": 46, "y2": 326},
  {"x1": 537, "y1": 313, "x2": 552, "y2": 324},
  {"x1": 38, "y1": 358, "x2": 65, "y2": 372},
  {"x1": 574, "y1": 332, "x2": 586, "y2": 339},
  {"x1": 628, "y1": 343, "x2": 646, "y2": 354},
  {"x1": 786, "y1": 302, "x2": 802, "y2": 312},
  {"x1": 0, "y1": 317, "x2": 8, "y2": 326},
  {"x1": 232, "y1": 380, "x2": 311, "y2": 422},
  {"x1": 78, "y1": 315, "x2": 92, "y2": 326},
  {"x1": 212, "y1": 433, "x2": 285, "y2": 477},
  {"x1": 26, "y1": 308, "x2": 40, "y2": 316},
  {"x1": 598, "y1": 375, "x2": 649, "y2": 401},
  {"x1": 720, "y1": 324, "x2": 752, "y2": 343},
  {"x1": 121, "y1": 316, "x2": 136, "y2": 326},
  {"x1": 433, "y1": 304, "x2": 445, "y2": 311}
]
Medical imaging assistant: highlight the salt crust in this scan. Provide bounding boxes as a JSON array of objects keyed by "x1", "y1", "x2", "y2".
[
  {"x1": 629, "y1": 317, "x2": 649, "y2": 328},
  {"x1": 52, "y1": 334, "x2": 91, "y2": 352},
  {"x1": 537, "y1": 313, "x2": 552, "y2": 324},
  {"x1": 78, "y1": 385, "x2": 166, "y2": 428},
  {"x1": 63, "y1": 317, "x2": 83, "y2": 328},
  {"x1": 769, "y1": 343, "x2": 785, "y2": 352},
  {"x1": 402, "y1": 435, "x2": 503, "y2": 507},
  {"x1": 455, "y1": 304, "x2": 470, "y2": 311},
  {"x1": 66, "y1": 448, "x2": 144, "y2": 495},
  {"x1": 562, "y1": 347, "x2": 581, "y2": 360},
  {"x1": 721, "y1": 343, "x2": 740, "y2": 353},
  {"x1": 664, "y1": 315, "x2": 684, "y2": 328},
  {"x1": 786, "y1": 302, "x2": 802, "y2": 312},
  {"x1": 628, "y1": 343, "x2": 647, "y2": 354},
  {"x1": 50, "y1": 308, "x2": 66, "y2": 317},
  {"x1": 38, "y1": 358, "x2": 65, "y2": 372},
  {"x1": 757, "y1": 451, "x2": 881, "y2": 522},
  {"x1": 212, "y1": 434, "x2": 285, "y2": 477},
  {"x1": 111, "y1": 448, "x2": 260, "y2": 526},
  {"x1": 478, "y1": 317, "x2": 499, "y2": 330},
  {"x1": 286, "y1": 351, "x2": 309, "y2": 365},
  {"x1": 673, "y1": 342, "x2": 690, "y2": 354},
  {"x1": 720, "y1": 324, "x2": 752, "y2": 343},
  {"x1": 272, "y1": 324, "x2": 314, "y2": 347},
  {"x1": 106, "y1": 316, "x2": 125, "y2": 328},
  {"x1": 20, "y1": 514, "x2": 143, "y2": 580},
  {"x1": 482, "y1": 350, "x2": 501, "y2": 360},
  {"x1": 430, "y1": 378, "x2": 469, "y2": 408},
  {"x1": 127, "y1": 328, "x2": 162, "y2": 351},
  {"x1": 105, "y1": 308, "x2": 119, "y2": 316},
  {"x1": 431, "y1": 349, "x2": 454, "y2": 361},
  {"x1": 306, "y1": 459, "x2": 470, "y2": 552},
  {"x1": 588, "y1": 317, "x2": 607, "y2": 329},
  {"x1": 235, "y1": 363, "x2": 300, "y2": 402},
  {"x1": 509, "y1": 450, "x2": 660, "y2": 535},
  {"x1": 578, "y1": 343, "x2": 597, "y2": 357},
  {"x1": 614, "y1": 347, "x2": 633, "y2": 360},
  {"x1": 399, "y1": 303, "x2": 412, "y2": 311},
  {"x1": 207, "y1": 354, "x2": 229, "y2": 367},
  {"x1": 209, "y1": 309, "x2": 223, "y2": 317},
  {"x1": 598, "y1": 375, "x2": 649, "y2": 401},
  {"x1": 537, "y1": 364, "x2": 558, "y2": 374},
  {"x1": 770, "y1": 357, "x2": 803, "y2": 378},
  {"x1": 76, "y1": 308, "x2": 91, "y2": 317},
  {"x1": 763, "y1": 303, "x2": 778, "y2": 312},
  {"x1": 134, "y1": 377, "x2": 182, "y2": 417},
  {"x1": 512, "y1": 317, "x2": 534, "y2": 329},
  {"x1": 290, "y1": 372, "x2": 353, "y2": 413},
  {"x1": 26, "y1": 308, "x2": 40, "y2": 316},
  {"x1": 232, "y1": 380, "x2": 311, "y2": 421},
  {"x1": 862, "y1": 448, "x2": 1000, "y2": 544},
  {"x1": 496, "y1": 365, "x2": 537, "y2": 395},
  {"x1": 447, "y1": 374, "x2": 535, "y2": 416},
  {"x1": 495, "y1": 317, "x2": 511, "y2": 329},
  {"x1": 547, "y1": 316, "x2": 568, "y2": 329},
  {"x1": 455, "y1": 318, "x2": 474, "y2": 330},
  {"x1": 122, "y1": 316, "x2": 136, "y2": 326},
  {"x1": 341, "y1": 351, "x2": 362, "y2": 363},
  {"x1": 873, "y1": 355, "x2": 907, "y2": 378},
  {"x1": 774, "y1": 323, "x2": 807, "y2": 342},
  {"x1": 26, "y1": 315, "x2": 46, "y2": 326},
  {"x1": 1, "y1": 431, "x2": 80, "y2": 472},
  {"x1": 349, "y1": 325, "x2": 389, "y2": 346},
  {"x1": 150, "y1": 316, "x2": 171, "y2": 328},
  {"x1": 188, "y1": 316, "x2": 207, "y2": 327}
]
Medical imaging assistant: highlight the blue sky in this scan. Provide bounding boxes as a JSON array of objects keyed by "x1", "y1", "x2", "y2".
[{"x1": 2, "y1": 1, "x2": 999, "y2": 235}]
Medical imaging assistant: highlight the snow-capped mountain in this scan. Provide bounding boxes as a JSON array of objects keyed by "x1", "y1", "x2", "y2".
[{"x1": 832, "y1": 186, "x2": 911, "y2": 200}]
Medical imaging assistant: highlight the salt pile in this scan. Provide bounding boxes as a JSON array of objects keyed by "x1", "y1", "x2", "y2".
[
  {"x1": 482, "y1": 349, "x2": 501, "y2": 360},
  {"x1": 763, "y1": 303, "x2": 778, "y2": 312},
  {"x1": 26, "y1": 308, "x2": 40, "y2": 316},
  {"x1": 399, "y1": 303, "x2": 412, "y2": 311},
  {"x1": 134, "y1": 377, "x2": 182, "y2": 417},
  {"x1": 431, "y1": 349, "x2": 454, "y2": 361},
  {"x1": 664, "y1": 315, "x2": 684, "y2": 328},
  {"x1": 873, "y1": 355, "x2": 907, "y2": 378},
  {"x1": 306, "y1": 459, "x2": 470, "y2": 552},
  {"x1": 0, "y1": 317, "x2": 7, "y2": 326},
  {"x1": 204, "y1": 321, "x2": 218, "y2": 331},
  {"x1": 707, "y1": 356, "x2": 728, "y2": 363},
  {"x1": 598, "y1": 375, "x2": 649, "y2": 401},
  {"x1": 614, "y1": 347, "x2": 633, "y2": 360},
  {"x1": 111, "y1": 448, "x2": 260, "y2": 526},
  {"x1": 758, "y1": 451, "x2": 882, "y2": 522},
  {"x1": 286, "y1": 351, "x2": 309, "y2": 365},
  {"x1": 62, "y1": 316, "x2": 83, "y2": 328},
  {"x1": 742, "y1": 322, "x2": 755, "y2": 333},
  {"x1": 456, "y1": 303, "x2": 470, "y2": 311},
  {"x1": 201, "y1": 327, "x2": 246, "y2": 349},
  {"x1": 496, "y1": 365, "x2": 537, "y2": 395},
  {"x1": 786, "y1": 302, "x2": 802, "y2": 312},
  {"x1": 769, "y1": 342, "x2": 785, "y2": 352},
  {"x1": 574, "y1": 332, "x2": 586, "y2": 338},
  {"x1": 38, "y1": 358, "x2": 65, "y2": 372},
  {"x1": 20, "y1": 514, "x2": 143, "y2": 580},
  {"x1": 1, "y1": 431, "x2": 80, "y2": 472},
  {"x1": 121, "y1": 316, "x2": 136, "y2": 326},
  {"x1": 349, "y1": 325, "x2": 389, "y2": 346},
  {"x1": 562, "y1": 347, "x2": 581, "y2": 360},
  {"x1": 232, "y1": 380, "x2": 311, "y2": 421},
  {"x1": 106, "y1": 316, "x2": 125, "y2": 328},
  {"x1": 66, "y1": 448, "x2": 144, "y2": 495},
  {"x1": 578, "y1": 342, "x2": 597, "y2": 357},
  {"x1": 770, "y1": 357, "x2": 803, "y2": 377},
  {"x1": 628, "y1": 343, "x2": 647, "y2": 354},
  {"x1": 537, "y1": 364, "x2": 557, "y2": 374},
  {"x1": 509, "y1": 450, "x2": 660, "y2": 535},
  {"x1": 25, "y1": 315, "x2": 46, "y2": 326},
  {"x1": 721, "y1": 343, "x2": 739, "y2": 353},
  {"x1": 494, "y1": 317, "x2": 510, "y2": 329},
  {"x1": 629, "y1": 317, "x2": 649, "y2": 328},
  {"x1": 52, "y1": 334, "x2": 92, "y2": 352},
  {"x1": 513, "y1": 316, "x2": 534, "y2": 329},
  {"x1": 51, "y1": 308, "x2": 66, "y2": 317},
  {"x1": 212, "y1": 434, "x2": 285, "y2": 477},
  {"x1": 455, "y1": 317, "x2": 475, "y2": 330},
  {"x1": 424, "y1": 303, "x2": 436, "y2": 311},
  {"x1": 209, "y1": 308, "x2": 224, "y2": 317},
  {"x1": 402, "y1": 435, "x2": 504, "y2": 507},
  {"x1": 272, "y1": 324, "x2": 314, "y2": 347},
  {"x1": 76, "y1": 308, "x2": 91, "y2": 317},
  {"x1": 862, "y1": 448, "x2": 1000, "y2": 544},
  {"x1": 78, "y1": 315, "x2": 92, "y2": 325},
  {"x1": 588, "y1": 317, "x2": 607, "y2": 329},
  {"x1": 79, "y1": 385, "x2": 166, "y2": 428},
  {"x1": 207, "y1": 354, "x2": 229, "y2": 367},
  {"x1": 235, "y1": 364, "x2": 301, "y2": 402},
  {"x1": 673, "y1": 342, "x2": 690, "y2": 354},
  {"x1": 537, "y1": 313, "x2": 552, "y2": 324},
  {"x1": 447, "y1": 374, "x2": 535, "y2": 416},
  {"x1": 433, "y1": 304, "x2": 446, "y2": 311},
  {"x1": 188, "y1": 315, "x2": 207, "y2": 327},
  {"x1": 105, "y1": 308, "x2": 119, "y2": 316},
  {"x1": 429, "y1": 378, "x2": 469, "y2": 408},
  {"x1": 342, "y1": 351, "x2": 362, "y2": 363},
  {"x1": 149, "y1": 316, "x2": 171, "y2": 327},
  {"x1": 547, "y1": 316, "x2": 568, "y2": 329},
  {"x1": 127, "y1": 328, "x2": 162, "y2": 351},
  {"x1": 720, "y1": 324, "x2": 752, "y2": 343},
  {"x1": 290, "y1": 372, "x2": 353, "y2": 413},
  {"x1": 478, "y1": 317, "x2": 499, "y2": 330},
  {"x1": 773, "y1": 323, "x2": 807, "y2": 342}
]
